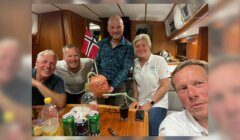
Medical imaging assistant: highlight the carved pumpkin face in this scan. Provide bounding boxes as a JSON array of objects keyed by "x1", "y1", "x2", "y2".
[{"x1": 89, "y1": 74, "x2": 109, "y2": 97}]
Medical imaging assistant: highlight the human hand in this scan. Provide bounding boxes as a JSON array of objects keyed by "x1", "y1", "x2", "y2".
[
  {"x1": 141, "y1": 102, "x2": 152, "y2": 112},
  {"x1": 129, "y1": 100, "x2": 140, "y2": 109},
  {"x1": 108, "y1": 86, "x2": 114, "y2": 93},
  {"x1": 32, "y1": 78, "x2": 41, "y2": 87},
  {"x1": 102, "y1": 86, "x2": 114, "y2": 98}
]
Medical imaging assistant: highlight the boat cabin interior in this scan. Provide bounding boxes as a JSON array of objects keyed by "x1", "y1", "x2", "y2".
[{"x1": 32, "y1": 1, "x2": 208, "y2": 113}]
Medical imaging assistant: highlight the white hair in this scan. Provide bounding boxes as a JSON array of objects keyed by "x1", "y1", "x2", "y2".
[
  {"x1": 36, "y1": 50, "x2": 58, "y2": 61},
  {"x1": 133, "y1": 34, "x2": 152, "y2": 49}
]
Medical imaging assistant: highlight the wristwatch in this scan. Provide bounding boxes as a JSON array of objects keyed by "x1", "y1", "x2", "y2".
[{"x1": 150, "y1": 100, "x2": 155, "y2": 105}]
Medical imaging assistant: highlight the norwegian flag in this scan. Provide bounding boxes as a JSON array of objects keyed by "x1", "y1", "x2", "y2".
[{"x1": 81, "y1": 28, "x2": 99, "y2": 59}]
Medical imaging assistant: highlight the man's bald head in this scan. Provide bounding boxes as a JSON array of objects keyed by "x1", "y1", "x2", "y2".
[
  {"x1": 108, "y1": 15, "x2": 124, "y2": 26},
  {"x1": 107, "y1": 15, "x2": 124, "y2": 41}
]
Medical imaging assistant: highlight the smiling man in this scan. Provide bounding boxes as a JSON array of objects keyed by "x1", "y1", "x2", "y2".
[
  {"x1": 55, "y1": 45, "x2": 93, "y2": 104},
  {"x1": 159, "y1": 60, "x2": 208, "y2": 136},
  {"x1": 32, "y1": 50, "x2": 66, "y2": 108},
  {"x1": 96, "y1": 15, "x2": 134, "y2": 106}
]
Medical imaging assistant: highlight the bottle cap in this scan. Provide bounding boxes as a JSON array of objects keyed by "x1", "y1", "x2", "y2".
[
  {"x1": 3, "y1": 111, "x2": 14, "y2": 123},
  {"x1": 44, "y1": 97, "x2": 51, "y2": 104}
]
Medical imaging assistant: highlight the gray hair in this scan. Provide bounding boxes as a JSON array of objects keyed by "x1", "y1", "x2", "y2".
[
  {"x1": 171, "y1": 59, "x2": 208, "y2": 90},
  {"x1": 36, "y1": 50, "x2": 58, "y2": 62},
  {"x1": 133, "y1": 34, "x2": 152, "y2": 49}
]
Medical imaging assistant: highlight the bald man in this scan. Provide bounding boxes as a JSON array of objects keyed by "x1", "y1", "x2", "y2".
[{"x1": 96, "y1": 15, "x2": 134, "y2": 106}]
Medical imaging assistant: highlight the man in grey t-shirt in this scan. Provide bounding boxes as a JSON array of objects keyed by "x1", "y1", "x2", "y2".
[{"x1": 55, "y1": 45, "x2": 93, "y2": 104}]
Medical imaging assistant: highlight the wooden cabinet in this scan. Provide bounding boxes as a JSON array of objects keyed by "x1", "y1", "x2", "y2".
[{"x1": 176, "y1": 29, "x2": 208, "y2": 61}]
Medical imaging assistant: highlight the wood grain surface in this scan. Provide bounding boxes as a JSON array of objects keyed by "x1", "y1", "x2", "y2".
[{"x1": 33, "y1": 104, "x2": 149, "y2": 136}]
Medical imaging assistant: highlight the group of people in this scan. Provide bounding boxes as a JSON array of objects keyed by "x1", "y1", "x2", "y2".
[{"x1": 32, "y1": 14, "x2": 210, "y2": 136}]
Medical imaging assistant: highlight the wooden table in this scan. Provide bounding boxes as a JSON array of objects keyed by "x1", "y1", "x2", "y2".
[{"x1": 33, "y1": 104, "x2": 149, "y2": 136}]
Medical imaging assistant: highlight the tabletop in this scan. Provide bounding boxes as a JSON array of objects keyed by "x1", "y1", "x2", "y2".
[{"x1": 32, "y1": 104, "x2": 149, "y2": 136}]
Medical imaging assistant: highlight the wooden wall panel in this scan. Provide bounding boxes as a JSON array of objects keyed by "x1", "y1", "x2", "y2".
[
  {"x1": 33, "y1": 10, "x2": 89, "y2": 65},
  {"x1": 198, "y1": 27, "x2": 208, "y2": 61},
  {"x1": 186, "y1": 36, "x2": 199, "y2": 59},
  {"x1": 131, "y1": 20, "x2": 177, "y2": 56},
  {"x1": 69, "y1": 11, "x2": 87, "y2": 49},
  {"x1": 37, "y1": 11, "x2": 65, "y2": 61},
  {"x1": 63, "y1": 10, "x2": 87, "y2": 55}
]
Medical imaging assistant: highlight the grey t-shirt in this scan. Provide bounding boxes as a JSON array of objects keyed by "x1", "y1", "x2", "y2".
[{"x1": 55, "y1": 58, "x2": 93, "y2": 94}]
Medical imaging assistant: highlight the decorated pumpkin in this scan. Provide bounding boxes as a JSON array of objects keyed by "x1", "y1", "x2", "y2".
[{"x1": 88, "y1": 73, "x2": 110, "y2": 97}]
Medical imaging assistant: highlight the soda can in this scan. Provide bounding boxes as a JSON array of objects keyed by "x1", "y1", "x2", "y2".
[
  {"x1": 75, "y1": 117, "x2": 89, "y2": 136},
  {"x1": 88, "y1": 110, "x2": 100, "y2": 136},
  {"x1": 62, "y1": 113, "x2": 75, "y2": 136}
]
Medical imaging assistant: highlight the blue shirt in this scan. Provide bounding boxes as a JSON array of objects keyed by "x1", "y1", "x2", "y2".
[
  {"x1": 32, "y1": 69, "x2": 65, "y2": 105},
  {"x1": 96, "y1": 37, "x2": 134, "y2": 88}
]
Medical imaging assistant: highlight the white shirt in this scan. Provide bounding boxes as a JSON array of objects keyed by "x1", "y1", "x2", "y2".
[
  {"x1": 134, "y1": 54, "x2": 170, "y2": 108},
  {"x1": 159, "y1": 110, "x2": 208, "y2": 136},
  {"x1": 55, "y1": 58, "x2": 93, "y2": 94}
]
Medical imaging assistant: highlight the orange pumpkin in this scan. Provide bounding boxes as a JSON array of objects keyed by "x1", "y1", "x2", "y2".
[{"x1": 89, "y1": 74, "x2": 109, "y2": 97}]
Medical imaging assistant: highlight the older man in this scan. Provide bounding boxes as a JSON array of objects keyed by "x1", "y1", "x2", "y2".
[
  {"x1": 32, "y1": 50, "x2": 66, "y2": 108},
  {"x1": 0, "y1": 38, "x2": 30, "y2": 124},
  {"x1": 55, "y1": 45, "x2": 93, "y2": 104},
  {"x1": 159, "y1": 60, "x2": 208, "y2": 136},
  {"x1": 96, "y1": 15, "x2": 134, "y2": 106},
  {"x1": 209, "y1": 56, "x2": 240, "y2": 140}
]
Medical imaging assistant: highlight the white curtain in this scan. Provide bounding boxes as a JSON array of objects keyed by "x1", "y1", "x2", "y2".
[
  {"x1": 173, "y1": 5, "x2": 185, "y2": 30},
  {"x1": 32, "y1": 13, "x2": 38, "y2": 35}
]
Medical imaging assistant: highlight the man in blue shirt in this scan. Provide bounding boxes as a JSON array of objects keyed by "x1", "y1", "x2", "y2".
[{"x1": 96, "y1": 15, "x2": 134, "y2": 106}]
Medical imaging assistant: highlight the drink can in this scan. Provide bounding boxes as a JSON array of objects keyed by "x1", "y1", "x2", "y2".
[
  {"x1": 62, "y1": 113, "x2": 75, "y2": 136},
  {"x1": 75, "y1": 117, "x2": 89, "y2": 136},
  {"x1": 88, "y1": 110, "x2": 100, "y2": 136}
]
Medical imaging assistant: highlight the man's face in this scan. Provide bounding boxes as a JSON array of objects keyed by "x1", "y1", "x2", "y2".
[
  {"x1": 107, "y1": 19, "x2": 124, "y2": 41},
  {"x1": 0, "y1": 42, "x2": 20, "y2": 84},
  {"x1": 209, "y1": 63, "x2": 240, "y2": 138},
  {"x1": 173, "y1": 65, "x2": 208, "y2": 119},
  {"x1": 35, "y1": 54, "x2": 56, "y2": 79},
  {"x1": 63, "y1": 48, "x2": 80, "y2": 70}
]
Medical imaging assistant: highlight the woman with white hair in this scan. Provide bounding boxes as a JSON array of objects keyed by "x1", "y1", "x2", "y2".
[{"x1": 130, "y1": 34, "x2": 170, "y2": 136}]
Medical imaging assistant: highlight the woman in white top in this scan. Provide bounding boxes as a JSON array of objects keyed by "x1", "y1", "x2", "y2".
[{"x1": 130, "y1": 34, "x2": 170, "y2": 136}]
